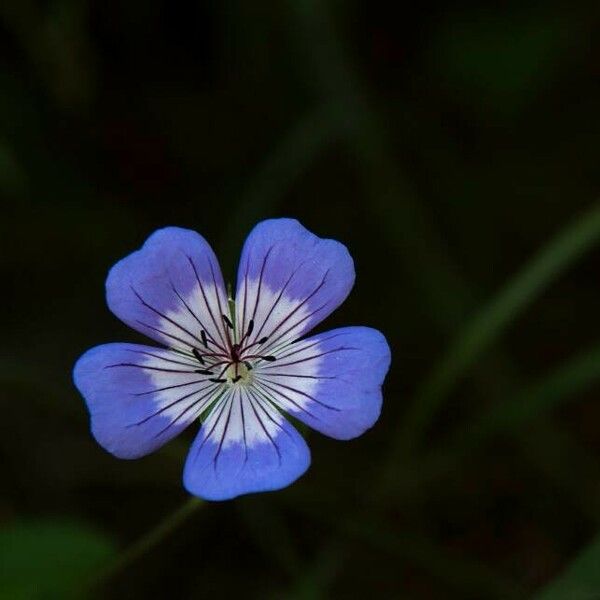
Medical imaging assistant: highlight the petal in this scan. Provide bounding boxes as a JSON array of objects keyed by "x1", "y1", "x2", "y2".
[
  {"x1": 106, "y1": 227, "x2": 230, "y2": 353},
  {"x1": 183, "y1": 387, "x2": 310, "y2": 500},
  {"x1": 73, "y1": 343, "x2": 221, "y2": 458},
  {"x1": 235, "y1": 219, "x2": 354, "y2": 350},
  {"x1": 254, "y1": 327, "x2": 391, "y2": 440}
]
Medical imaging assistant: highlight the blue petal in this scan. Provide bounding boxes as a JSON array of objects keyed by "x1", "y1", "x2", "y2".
[
  {"x1": 106, "y1": 227, "x2": 229, "y2": 353},
  {"x1": 183, "y1": 387, "x2": 310, "y2": 500},
  {"x1": 254, "y1": 327, "x2": 391, "y2": 440},
  {"x1": 73, "y1": 343, "x2": 218, "y2": 458},
  {"x1": 234, "y1": 219, "x2": 354, "y2": 349}
]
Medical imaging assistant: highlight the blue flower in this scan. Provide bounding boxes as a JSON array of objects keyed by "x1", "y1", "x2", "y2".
[{"x1": 73, "y1": 219, "x2": 391, "y2": 500}]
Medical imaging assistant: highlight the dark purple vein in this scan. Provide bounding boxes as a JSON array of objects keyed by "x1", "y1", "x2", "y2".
[
  {"x1": 246, "y1": 390, "x2": 282, "y2": 464},
  {"x1": 194, "y1": 393, "x2": 232, "y2": 459},
  {"x1": 254, "y1": 379, "x2": 321, "y2": 421},
  {"x1": 105, "y1": 362, "x2": 198, "y2": 374},
  {"x1": 134, "y1": 377, "x2": 208, "y2": 397},
  {"x1": 168, "y1": 280, "x2": 227, "y2": 353},
  {"x1": 128, "y1": 381, "x2": 215, "y2": 428},
  {"x1": 213, "y1": 388, "x2": 237, "y2": 468},
  {"x1": 261, "y1": 346, "x2": 359, "y2": 370},
  {"x1": 258, "y1": 272, "x2": 329, "y2": 354},
  {"x1": 255, "y1": 376, "x2": 340, "y2": 410},
  {"x1": 249, "y1": 245, "x2": 274, "y2": 328},
  {"x1": 125, "y1": 349, "x2": 198, "y2": 369},
  {"x1": 131, "y1": 287, "x2": 204, "y2": 347},
  {"x1": 186, "y1": 255, "x2": 229, "y2": 350},
  {"x1": 152, "y1": 389, "x2": 217, "y2": 439}
]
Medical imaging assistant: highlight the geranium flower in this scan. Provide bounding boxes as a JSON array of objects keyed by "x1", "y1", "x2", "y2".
[{"x1": 74, "y1": 219, "x2": 390, "y2": 500}]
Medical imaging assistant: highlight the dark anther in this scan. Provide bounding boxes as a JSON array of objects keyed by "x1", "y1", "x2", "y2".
[
  {"x1": 258, "y1": 336, "x2": 269, "y2": 344},
  {"x1": 246, "y1": 319, "x2": 254, "y2": 336},
  {"x1": 222, "y1": 314, "x2": 234, "y2": 329},
  {"x1": 195, "y1": 369, "x2": 214, "y2": 375},
  {"x1": 209, "y1": 378, "x2": 227, "y2": 383},
  {"x1": 192, "y1": 348, "x2": 205, "y2": 364},
  {"x1": 231, "y1": 375, "x2": 242, "y2": 383},
  {"x1": 261, "y1": 355, "x2": 277, "y2": 362},
  {"x1": 243, "y1": 361, "x2": 253, "y2": 371},
  {"x1": 200, "y1": 330, "x2": 208, "y2": 348}
]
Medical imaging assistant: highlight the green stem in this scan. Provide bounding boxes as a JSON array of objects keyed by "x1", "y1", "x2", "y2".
[{"x1": 87, "y1": 497, "x2": 203, "y2": 591}]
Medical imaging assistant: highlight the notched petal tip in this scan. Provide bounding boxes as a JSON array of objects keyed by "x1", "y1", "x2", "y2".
[
  {"x1": 104, "y1": 226, "x2": 228, "y2": 350},
  {"x1": 182, "y1": 390, "x2": 311, "y2": 501},
  {"x1": 73, "y1": 342, "x2": 206, "y2": 459},
  {"x1": 235, "y1": 218, "x2": 356, "y2": 345},
  {"x1": 255, "y1": 326, "x2": 391, "y2": 442}
]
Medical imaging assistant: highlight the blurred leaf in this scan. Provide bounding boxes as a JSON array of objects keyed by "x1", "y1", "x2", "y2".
[
  {"x1": 91, "y1": 498, "x2": 202, "y2": 590},
  {"x1": 452, "y1": 342, "x2": 600, "y2": 451},
  {"x1": 518, "y1": 422, "x2": 600, "y2": 526},
  {"x1": 282, "y1": 541, "x2": 344, "y2": 600},
  {"x1": 289, "y1": 502, "x2": 524, "y2": 599},
  {"x1": 0, "y1": 0, "x2": 95, "y2": 109},
  {"x1": 0, "y1": 139, "x2": 27, "y2": 195},
  {"x1": 219, "y1": 103, "x2": 343, "y2": 273},
  {"x1": 394, "y1": 202, "x2": 600, "y2": 460},
  {"x1": 237, "y1": 498, "x2": 301, "y2": 579},
  {"x1": 429, "y1": 7, "x2": 583, "y2": 116},
  {"x1": 0, "y1": 519, "x2": 115, "y2": 600},
  {"x1": 533, "y1": 534, "x2": 600, "y2": 599},
  {"x1": 413, "y1": 343, "x2": 600, "y2": 499}
]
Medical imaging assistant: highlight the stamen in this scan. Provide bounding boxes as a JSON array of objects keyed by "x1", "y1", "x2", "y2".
[
  {"x1": 222, "y1": 314, "x2": 234, "y2": 329},
  {"x1": 242, "y1": 353, "x2": 277, "y2": 363},
  {"x1": 241, "y1": 336, "x2": 269, "y2": 353},
  {"x1": 192, "y1": 348, "x2": 205, "y2": 364},
  {"x1": 238, "y1": 319, "x2": 255, "y2": 346}
]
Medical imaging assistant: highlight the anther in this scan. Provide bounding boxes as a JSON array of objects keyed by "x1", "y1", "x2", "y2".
[
  {"x1": 209, "y1": 378, "x2": 227, "y2": 383},
  {"x1": 258, "y1": 336, "x2": 268, "y2": 344},
  {"x1": 200, "y1": 330, "x2": 208, "y2": 348},
  {"x1": 222, "y1": 314, "x2": 234, "y2": 329},
  {"x1": 192, "y1": 348, "x2": 205, "y2": 364},
  {"x1": 243, "y1": 361, "x2": 253, "y2": 371},
  {"x1": 195, "y1": 369, "x2": 214, "y2": 375},
  {"x1": 261, "y1": 355, "x2": 277, "y2": 362},
  {"x1": 231, "y1": 375, "x2": 242, "y2": 383},
  {"x1": 246, "y1": 319, "x2": 254, "y2": 336}
]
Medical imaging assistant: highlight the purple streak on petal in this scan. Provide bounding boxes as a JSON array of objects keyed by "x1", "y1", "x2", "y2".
[
  {"x1": 235, "y1": 219, "x2": 355, "y2": 343},
  {"x1": 183, "y1": 387, "x2": 310, "y2": 501},
  {"x1": 258, "y1": 327, "x2": 391, "y2": 440},
  {"x1": 106, "y1": 227, "x2": 228, "y2": 351},
  {"x1": 73, "y1": 343, "x2": 213, "y2": 458}
]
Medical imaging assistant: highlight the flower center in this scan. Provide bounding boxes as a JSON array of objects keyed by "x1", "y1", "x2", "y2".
[
  {"x1": 224, "y1": 361, "x2": 254, "y2": 385},
  {"x1": 189, "y1": 312, "x2": 277, "y2": 386}
]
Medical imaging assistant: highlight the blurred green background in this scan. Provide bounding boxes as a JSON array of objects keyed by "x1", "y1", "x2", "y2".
[{"x1": 1, "y1": 1, "x2": 599, "y2": 598}]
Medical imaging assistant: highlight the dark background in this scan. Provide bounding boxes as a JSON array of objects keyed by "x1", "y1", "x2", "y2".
[{"x1": 1, "y1": 1, "x2": 599, "y2": 598}]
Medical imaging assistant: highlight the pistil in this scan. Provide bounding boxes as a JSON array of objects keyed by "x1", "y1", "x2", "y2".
[{"x1": 190, "y1": 312, "x2": 278, "y2": 385}]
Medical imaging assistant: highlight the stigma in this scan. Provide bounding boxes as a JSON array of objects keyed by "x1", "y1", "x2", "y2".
[{"x1": 188, "y1": 311, "x2": 276, "y2": 386}]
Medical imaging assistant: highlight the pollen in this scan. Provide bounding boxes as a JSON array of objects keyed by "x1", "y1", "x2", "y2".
[{"x1": 225, "y1": 361, "x2": 254, "y2": 386}]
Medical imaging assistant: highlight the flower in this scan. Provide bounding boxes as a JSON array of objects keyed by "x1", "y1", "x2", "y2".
[{"x1": 73, "y1": 219, "x2": 391, "y2": 500}]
